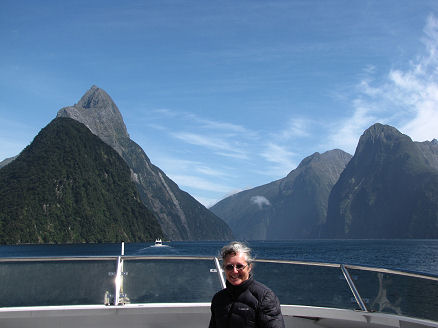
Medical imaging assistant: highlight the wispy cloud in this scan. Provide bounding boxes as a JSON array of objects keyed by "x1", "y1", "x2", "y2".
[
  {"x1": 188, "y1": 114, "x2": 254, "y2": 135},
  {"x1": 195, "y1": 165, "x2": 232, "y2": 177},
  {"x1": 155, "y1": 156, "x2": 233, "y2": 179},
  {"x1": 172, "y1": 132, "x2": 249, "y2": 159},
  {"x1": 325, "y1": 14, "x2": 438, "y2": 153},
  {"x1": 170, "y1": 174, "x2": 232, "y2": 194},
  {"x1": 278, "y1": 117, "x2": 312, "y2": 140},
  {"x1": 326, "y1": 104, "x2": 377, "y2": 154},
  {"x1": 260, "y1": 142, "x2": 297, "y2": 176},
  {"x1": 146, "y1": 108, "x2": 255, "y2": 160},
  {"x1": 394, "y1": 15, "x2": 438, "y2": 141}
]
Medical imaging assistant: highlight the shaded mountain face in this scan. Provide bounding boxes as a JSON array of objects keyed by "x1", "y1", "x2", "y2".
[
  {"x1": 323, "y1": 123, "x2": 438, "y2": 238},
  {"x1": 415, "y1": 139, "x2": 438, "y2": 170},
  {"x1": 211, "y1": 149, "x2": 352, "y2": 240},
  {"x1": 0, "y1": 156, "x2": 16, "y2": 169},
  {"x1": 0, "y1": 118, "x2": 162, "y2": 244},
  {"x1": 57, "y1": 86, "x2": 232, "y2": 241}
]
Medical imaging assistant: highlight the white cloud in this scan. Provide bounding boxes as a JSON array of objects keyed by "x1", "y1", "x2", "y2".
[
  {"x1": 149, "y1": 155, "x2": 234, "y2": 180},
  {"x1": 195, "y1": 165, "x2": 232, "y2": 177},
  {"x1": 190, "y1": 114, "x2": 254, "y2": 135},
  {"x1": 170, "y1": 174, "x2": 232, "y2": 193},
  {"x1": 261, "y1": 143, "x2": 297, "y2": 176},
  {"x1": 400, "y1": 82, "x2": 438, "y2": 141},
  {"x1": 152, "y1": 108, "x2": 256, "y2": 137},
  {"x1": 172, "y1": 131, "x2": 249, "y2": 159},
  {"x1": 393, "y1": 15, "x2": 438, "y2": 141},
  {"x1": 326, "y1": 104, "x2": 377, "y2": 154},
  {"x1": 250, "y1": 195, "x2": 271, "y2": 209},
  {"x1": 278, "y1": 118, "x2": 311, "y2": 140},
  {"x1": 173, "y1": 132, "x2": 226, "y2": 149},
  {"x1": 325, "y1": 14, "x2": 438, "y2": 152}
]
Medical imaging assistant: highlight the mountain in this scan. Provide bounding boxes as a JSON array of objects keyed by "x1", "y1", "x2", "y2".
[
  {"x1": 210, "y1": 149, "x2": 352, "y2": 239},
  {"x1": 323, "y1": 123, "x2": 438, "y2": 238},
  {"x1": 57, "y1": 86, "x2": 232, "y2": 240},
  {"x1": 0, "y1": 156, "x2": 16, "y2": 169},
  {"x1": 0, "y1": 117, "x2": 162, "y2": 244},
  {"x1": 415, "y1": 139, "x2": 438, "y2": 170}
]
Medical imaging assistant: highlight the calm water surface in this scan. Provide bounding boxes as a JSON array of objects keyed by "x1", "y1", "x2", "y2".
[{"x1": 1, "y1": 239, "x2": 437, "y2": 276}]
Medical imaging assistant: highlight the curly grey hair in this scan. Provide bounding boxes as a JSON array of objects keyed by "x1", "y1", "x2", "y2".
[{"x1": 220, "y1": 241, "x2": 254, "y2": 265}]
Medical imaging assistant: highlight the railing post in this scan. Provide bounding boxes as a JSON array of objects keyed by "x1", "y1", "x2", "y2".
[
  {"x1": 214, "y1": 257, "x2": 226, "y2": 289},
  {"x1": 341, "y1": 264, "x2": 368, "y2": 312},
  {"x1": 114, "y1": 242, "x2": 125, "y2": 306}
]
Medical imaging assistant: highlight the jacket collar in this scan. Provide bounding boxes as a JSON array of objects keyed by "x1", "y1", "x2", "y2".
[{"x1": 226, "y1": 274, "x2": 254, "y2": 297}]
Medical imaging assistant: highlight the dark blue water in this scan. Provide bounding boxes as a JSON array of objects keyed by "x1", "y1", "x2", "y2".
[{"x1": 1, "y1": 239, "x2": 437, "y2": 276}]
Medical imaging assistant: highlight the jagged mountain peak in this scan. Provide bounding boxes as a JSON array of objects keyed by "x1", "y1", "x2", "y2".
[
  {"x1": 361, "y1": 123, "x2": 408, "y2": 144},
  {"x1": 77, "y1": 85, "x2": 116, "y2": 111},
  {"x1": 294, "y1": 149, "x2": 352, "y2": 172},
  {"x1": 294, "y1": 151, "x2": 321, "y2": 169},
  {"x1": 286, "y1": 149, "x2": 352, "y2": 182},
  {"x1": 57, "y1": 86, "x2": 129, "y2": 144},
  {"x1": 354, "y1": 123, "x2": 412, "y2": 158}
]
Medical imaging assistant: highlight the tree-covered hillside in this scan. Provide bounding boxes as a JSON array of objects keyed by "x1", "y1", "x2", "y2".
[
  {"x1": 57, "y1": 85, "x2": 233, "y2": 241},
  {"x1": 0, "y1": 117, "x2": 162, "y2": 244}
]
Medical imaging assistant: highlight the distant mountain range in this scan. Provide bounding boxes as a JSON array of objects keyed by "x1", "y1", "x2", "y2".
[
  {"x1": 2, "y1": 86, "x2": 438, "y2": 242},
  {"x1": 210, "y1": 150, "x2": 352, "y2": 239},
  {"x1": 0, "y1": 117, "x2": 162, "y2": 243},
  {"x1": 212, "y1": 123, "x2": 438, "y2": 239}
]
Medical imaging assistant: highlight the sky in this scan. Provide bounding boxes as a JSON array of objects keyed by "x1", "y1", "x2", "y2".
[{"x1": 1, "y1": 1, "x2": 438, "y2": 207}]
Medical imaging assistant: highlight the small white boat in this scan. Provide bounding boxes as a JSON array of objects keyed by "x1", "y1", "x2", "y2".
[{"x1": 154, "y1": 238, "x2": 163, "y2": 246}]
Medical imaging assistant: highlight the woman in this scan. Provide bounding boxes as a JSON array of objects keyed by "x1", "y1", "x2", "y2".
[{"x1": 209, "y1": 241, "x2": 285, "y2": 328}]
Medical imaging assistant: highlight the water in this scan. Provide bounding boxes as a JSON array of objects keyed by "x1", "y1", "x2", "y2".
[{"x1": 1, "y1": 239, "x2": 437, "y2": 276}]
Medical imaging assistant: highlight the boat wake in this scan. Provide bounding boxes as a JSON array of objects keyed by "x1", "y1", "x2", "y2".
[
  {"x1": 150, "y1": 244, "x2": 171, "y2": 248},
  {"x1": 134, "y1": 244, "x2": 177, "y2": 255}
]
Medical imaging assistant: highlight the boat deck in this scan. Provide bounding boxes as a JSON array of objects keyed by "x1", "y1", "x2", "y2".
[{"x1": 1, "y1": 304, "x2": 437, "y2": 328}]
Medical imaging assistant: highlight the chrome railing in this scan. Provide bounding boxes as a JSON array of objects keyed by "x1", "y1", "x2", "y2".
[{"x1": 0, "y1": 253, "x2": 437, "y2": 322}]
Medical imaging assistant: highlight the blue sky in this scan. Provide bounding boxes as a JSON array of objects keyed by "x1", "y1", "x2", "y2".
[{"x1": 1, "y1": 1, "x2": 438, "y2": 207}]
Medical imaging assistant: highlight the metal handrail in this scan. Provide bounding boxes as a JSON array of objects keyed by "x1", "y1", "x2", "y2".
[
  {"x1": 0, "y1": 256, "x2": 119, "y2": 262},
  {"x1": 1, "y1": 255, "x2": 437, "y2": 281},
  {"x1": 343, "y1": 264, "x2": 438, "y2": 282}
]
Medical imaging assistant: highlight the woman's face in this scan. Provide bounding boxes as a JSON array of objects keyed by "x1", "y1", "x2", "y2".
[{"x1": 224, "y1": 252, "x2": 251, "y2": 286}]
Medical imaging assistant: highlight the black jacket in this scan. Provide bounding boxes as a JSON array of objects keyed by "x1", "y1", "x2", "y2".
[{"x1": 209, "y1": 276, "x2": 285, "y2": 328}]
